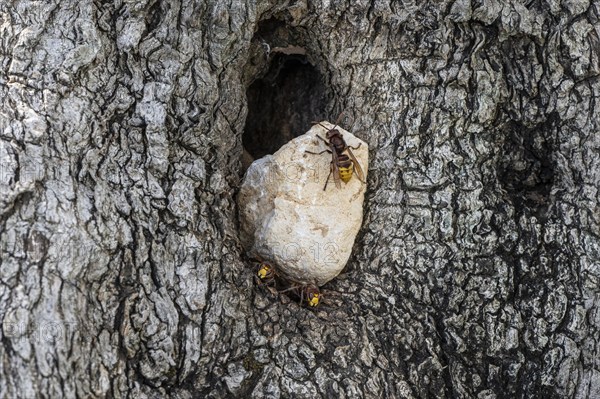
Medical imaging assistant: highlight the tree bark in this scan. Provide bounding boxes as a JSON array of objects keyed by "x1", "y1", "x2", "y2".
[{"x1": 1, "y1": 0, "x2": 599, "y2": 397}]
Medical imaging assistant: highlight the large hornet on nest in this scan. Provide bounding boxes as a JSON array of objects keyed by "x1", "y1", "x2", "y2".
[
  {"x1": 255, "y1": 260, "x2": 276, "y2": 287},
  {"x1": 253, "y1": 258, "x2": 278, "y2": 297},
  {"x1": 307, "y1": 113, "x2": 365, "y2": 190},
  {"x1": 281, "y1": 283, "x2": 321, "y2": 307}
]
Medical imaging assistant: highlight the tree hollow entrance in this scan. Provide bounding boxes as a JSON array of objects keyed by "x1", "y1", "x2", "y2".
[{"x1": 243, "y1": 54, "x2": 326, "y2": 160}]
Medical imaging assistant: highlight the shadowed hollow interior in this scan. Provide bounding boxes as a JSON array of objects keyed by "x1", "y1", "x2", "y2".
[{"x1": 243, "y1": 53, "x2": 327, "y2": 160}]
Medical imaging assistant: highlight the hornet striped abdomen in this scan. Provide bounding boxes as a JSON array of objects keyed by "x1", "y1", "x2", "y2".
[{"x1": 337, "y1": 154, "x2": 354, "y2": 183}]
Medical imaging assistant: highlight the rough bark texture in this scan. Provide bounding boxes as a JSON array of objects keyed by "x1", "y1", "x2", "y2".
[{"x1": 1, "y1": 0, "x2": 599, "y2": 398}]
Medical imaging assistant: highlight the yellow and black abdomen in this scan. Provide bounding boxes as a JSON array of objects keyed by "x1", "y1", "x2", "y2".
[{"x1": 337, "y1": 154, "x2": 354, "y2": 183}]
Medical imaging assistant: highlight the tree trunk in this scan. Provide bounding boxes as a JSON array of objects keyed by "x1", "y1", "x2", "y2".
[{"x1": 1, "y1": 0, "x2": 599, "y2": 397}]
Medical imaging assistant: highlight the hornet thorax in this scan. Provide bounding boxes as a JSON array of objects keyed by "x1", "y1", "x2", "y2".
[{"x1": 326, "y1": 129, "x2": 347, "y2": 154}]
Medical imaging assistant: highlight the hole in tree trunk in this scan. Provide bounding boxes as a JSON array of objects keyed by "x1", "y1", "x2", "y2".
[
  {"x1": 242, "y1": 18, "x2": 328, "y2": 166},
  {"x1": 497, "y1": 119, "x2": 556, "y2": 220},
  {"x1": 243, "y1": 54, "x2": 327, "y2": 161}
]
